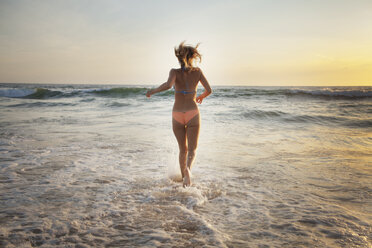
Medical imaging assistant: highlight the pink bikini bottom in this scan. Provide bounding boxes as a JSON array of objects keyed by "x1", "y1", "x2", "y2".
[{"x1": 172, "y1": 109, "x2": 199, "y2": 125}]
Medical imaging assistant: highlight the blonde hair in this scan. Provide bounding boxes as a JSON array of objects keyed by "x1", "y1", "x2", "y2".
[{"x1": 174, "y1": 41, "x2": 202, "y2": 71}]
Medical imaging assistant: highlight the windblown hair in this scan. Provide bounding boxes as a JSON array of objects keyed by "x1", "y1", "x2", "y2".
[{"x1": 174, "y1": 41, "x2": 202, "y2": 71}]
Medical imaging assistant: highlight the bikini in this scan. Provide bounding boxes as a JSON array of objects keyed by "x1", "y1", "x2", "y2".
[
  {"x1": 172, "y1": 68, "x2": 199, "y2": 125},
  {"x1": 172, "y1": 109, "x2": 199, "y2": 125}
]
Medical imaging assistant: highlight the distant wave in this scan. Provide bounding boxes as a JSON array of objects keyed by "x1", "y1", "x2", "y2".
[
  {"x1": 0, "y1": 86, "x2": 371, "y2": 100},
  {"x1": 241, "y1": 109, "x2": 371, "y2": 128},
  {"x1": 0, "y1": 87, "x2": 150, "y2": 99},
  {"x1": 285, "y1": 88, "x2": 372, "y2": 98},
  {"x1": 0, "y1": 88, "x2": 76, "y2": 99},
  {"x1": 0, "y1": 88, "x2": 36, "y2": 98},
  {"x1": 91, "y1": 87, "x2": 148, "y2": 97},
  {"x1": 0, "y1": 86, "x2": 174, "y2": 99},
  {"x1": 213, "y1": 87, "x2": 372, "y2": 99},
  {"x1": 27, "y1": 88, "x2": 68, "y2": 99}
]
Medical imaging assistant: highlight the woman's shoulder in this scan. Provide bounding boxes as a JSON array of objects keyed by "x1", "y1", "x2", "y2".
[{"x1": 169, "y1": 68, "x2": 181, "y2": 75}]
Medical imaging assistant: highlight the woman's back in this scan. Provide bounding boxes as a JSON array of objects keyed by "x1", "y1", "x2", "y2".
[
  {"x1": 174, "y1": 68, "x2": 200, "y2": 92},
  {"x1": 173, "y1": 68, "x2": 201, "y2": 112}
]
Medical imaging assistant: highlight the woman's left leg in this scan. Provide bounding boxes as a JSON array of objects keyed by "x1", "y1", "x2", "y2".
[{"x1": 172, "y1": 118, "x2": 187, "y2": 178}]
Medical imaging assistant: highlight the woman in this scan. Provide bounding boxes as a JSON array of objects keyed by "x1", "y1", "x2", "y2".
[{"x1": 146, "y1": 42, "x2": 212, "y2": 187}]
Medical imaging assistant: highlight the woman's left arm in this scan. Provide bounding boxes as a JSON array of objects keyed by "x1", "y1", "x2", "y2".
[{"x1": 146, "y1": 69, "x2": 176, "y2": 97}]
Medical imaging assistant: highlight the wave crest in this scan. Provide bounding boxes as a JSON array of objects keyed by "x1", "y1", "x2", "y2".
[{"x1": 0, "y1": 88, "x2": 36, "y2": 98}]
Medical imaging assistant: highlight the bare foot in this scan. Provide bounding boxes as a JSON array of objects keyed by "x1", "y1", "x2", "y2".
[{"x1": 183, "y1": 167, "x2": 191, "y2": 187}]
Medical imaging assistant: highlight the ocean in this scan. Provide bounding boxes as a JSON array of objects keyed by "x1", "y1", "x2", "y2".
[{"x1": 0, "y1": 83, "x2": 371, "y2": 247}]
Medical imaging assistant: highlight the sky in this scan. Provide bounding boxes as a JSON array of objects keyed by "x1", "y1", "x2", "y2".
[{"x1": 0, "y1": 0, "x2": 371, "y2": 86}]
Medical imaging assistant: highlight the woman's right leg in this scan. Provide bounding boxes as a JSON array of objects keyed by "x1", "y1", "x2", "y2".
[
  {"x1": 172, "y1": 118, "x2": 187, "y2": 178},
  {"x1": 186, "y1": 113, "x2": 200, "y2": 171}
]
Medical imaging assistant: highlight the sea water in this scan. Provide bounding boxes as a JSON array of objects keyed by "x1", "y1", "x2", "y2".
[{"x1": 0, "y1": 83, "x2": 371, "y2": 247}]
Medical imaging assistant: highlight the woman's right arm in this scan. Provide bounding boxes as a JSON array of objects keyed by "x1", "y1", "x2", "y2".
[
  {"x1": 146, "y1": 69, "x2": 176, "y2": 97},
  {"x1": 196, "y1": 69, "x2": 212, "y2": 104}
]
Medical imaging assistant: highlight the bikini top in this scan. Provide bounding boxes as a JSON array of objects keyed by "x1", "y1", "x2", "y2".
[
  {"x1": 174, "y1": 89, "x2": 196, "y2": 94},
  {"x1": 174, "y1": 67, "x2": 196, "y2": 95}
]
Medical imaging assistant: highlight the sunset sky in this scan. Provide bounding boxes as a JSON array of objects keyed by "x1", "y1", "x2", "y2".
[{"x1": 0, "y1": 0, "x2": 371, "y2": 86}]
